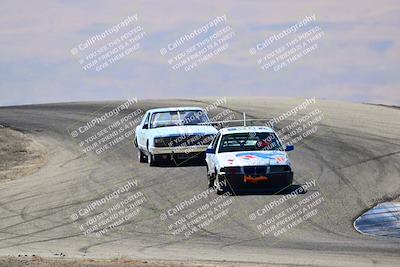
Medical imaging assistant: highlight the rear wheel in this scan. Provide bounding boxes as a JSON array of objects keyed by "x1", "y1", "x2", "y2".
[
  {"x1": 207, "y1": 166, "x2": 215, "y2": 188},
  {"x1": 138, "y1": 149, "x2": 147, "y2": 163}
]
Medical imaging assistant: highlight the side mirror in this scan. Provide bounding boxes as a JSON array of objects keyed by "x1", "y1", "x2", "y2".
[
  {"x1": 143, "y1": 124, "x2": 149, "y2": 129},
  {"x1": 285, "y1": 145, "x2": 294, "y2": 151},
  {"x1": 206, "y1": 148, "x2": 216, "y2": 154}
]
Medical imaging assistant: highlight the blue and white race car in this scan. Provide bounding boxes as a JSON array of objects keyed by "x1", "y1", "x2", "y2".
[
  {"x1": 205, "y1": 126, "x2": 294, "y2": 194},
  {"x1": 135, "y1": 107, "x2": 218, "y2": 166}
]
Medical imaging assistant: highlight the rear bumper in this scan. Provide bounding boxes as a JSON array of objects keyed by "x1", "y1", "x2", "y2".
[{"x1": 221, "y1": 172, "x2": 293, "y2": 190}]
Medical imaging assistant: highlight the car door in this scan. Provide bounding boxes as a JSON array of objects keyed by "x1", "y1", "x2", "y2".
[
  {"x1": 207, "y1": 132, "x2": 221, "y2": 175},
  {"x1": 137, "y1": 111, "x2": 151, "y2": 150}
]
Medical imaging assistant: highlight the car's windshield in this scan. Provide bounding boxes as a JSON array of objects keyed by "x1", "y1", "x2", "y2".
[
  {"x1": 218, "y1": 132, "x2": 283, "y2": 153},
  {"x1": 150, "y1": 110, "x2": 209, "y2": 128}
]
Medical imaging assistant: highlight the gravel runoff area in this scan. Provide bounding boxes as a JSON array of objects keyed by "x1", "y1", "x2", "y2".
[
  {"x1": 0, "y1": 256, "x2": 297, "y2": 267},
  {"x1": 0, "y1": 125, "x2": 47, "y2": 183}
]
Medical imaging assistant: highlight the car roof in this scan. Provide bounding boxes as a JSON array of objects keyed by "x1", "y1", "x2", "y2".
[
  {"x1": 147, "y1": 107, "x2": 204, "y2": 113},
  {"x1": 219, "y1": 126, "x2": 275, "y2": 134}
]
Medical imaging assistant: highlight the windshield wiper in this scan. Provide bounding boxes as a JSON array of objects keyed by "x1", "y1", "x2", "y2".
[{"x1": 153, "y1": 125, "x2": 175, "y2": 128}]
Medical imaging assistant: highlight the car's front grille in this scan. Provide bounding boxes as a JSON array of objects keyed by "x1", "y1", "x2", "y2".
[
  {"x1": 155, "y1": 134, "x2": 214, "y2": 147},
  {"x1": 170, "y1": 134, "x2": 214, "y2": 147},
  {"x1": 243, "y1": 166, "x2": 267, "y2": 174},
  {"x1": 270, "y1": 165, "x2": 291, "y2": 172}
]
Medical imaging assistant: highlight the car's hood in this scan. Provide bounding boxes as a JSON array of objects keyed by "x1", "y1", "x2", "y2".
[
  {"x1": 217, "y1": 150, "x2": 290, "y2": 167},
  {"x1": 150, "y1": 125, "x2": 218, "y2": 137}
]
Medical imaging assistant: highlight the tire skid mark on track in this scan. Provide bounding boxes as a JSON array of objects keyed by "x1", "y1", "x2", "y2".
[
  {"x1": 59, "y1": 153, "x2": 87, "y2": 168},
  {"x1": 78, "y1": 238, "x2": 122, "y2": 254},
  {"x1": 0, "y1": 231, "x2": 83, "y2": 250},
  {"x1": 337, "y1": 150, "x2": 400, "y2": 171},
  {"x1": 335, "y1": 131, "x2": 400, "y2": 147},
  {"x1": 301, "y1": 140, "x2": 365, "y2": 205}
]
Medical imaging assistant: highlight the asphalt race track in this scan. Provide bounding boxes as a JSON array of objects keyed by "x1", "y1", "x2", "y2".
[{"x1": 0, "y1": 97, "x2": 399, "y2": 266}]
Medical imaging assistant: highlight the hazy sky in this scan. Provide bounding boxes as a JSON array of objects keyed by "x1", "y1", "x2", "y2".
[{"x1": 1, "y1": 0, "x2": 399, "y2": 106}]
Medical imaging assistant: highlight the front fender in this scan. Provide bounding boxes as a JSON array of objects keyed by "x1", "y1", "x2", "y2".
[{"x1": 215, "y1": 161, "x2": 224, "y2": 175}]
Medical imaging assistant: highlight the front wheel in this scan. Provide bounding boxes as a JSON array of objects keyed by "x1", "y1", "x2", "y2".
[
  {"x1": 138, "y1": 149, "x2": 147, "y2": 163},
  {"x1": 207, "y1": 166, "x2": 215, "y2": 188},
  {"x1": 147, "y1": 152, "x2": 158, "y2": 166},
  {"x1": 214, "y1": 174, "x2": 229, "y2": 195}
]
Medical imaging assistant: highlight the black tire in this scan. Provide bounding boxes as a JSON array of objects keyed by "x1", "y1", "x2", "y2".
[
  {"x1": 146, "y1": 140, "x2": 157, "y2": 166},
  {"x1": 214, "y1": 174, "x2": 229, "y2": 195},
  {"x1": 147, "y1": 152, "x2": 158, "y2": 166},
  {"x1": 207, "y1": 166, "x2": 215, "y2": 188},
  {"x1": 138, "y1": 149, "x2": 147, "y2": 163}
]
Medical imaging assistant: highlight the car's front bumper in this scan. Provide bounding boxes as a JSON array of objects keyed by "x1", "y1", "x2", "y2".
[{"x1": 149, "y1": 145, "x2": 209, "y2": 155}]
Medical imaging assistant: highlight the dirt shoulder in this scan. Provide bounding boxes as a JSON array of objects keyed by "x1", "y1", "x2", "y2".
[
  {"x1": 0, "y1": 256, "x2": 291, "y2": 267},
  {"x1": 0, "y1": 125, "x2": 47, "y2": 183}
]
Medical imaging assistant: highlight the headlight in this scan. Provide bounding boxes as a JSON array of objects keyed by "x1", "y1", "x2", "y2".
[
  {"x1": 154, "y1": 137, "x2": 170, "y2": 147},
  {"x1": 220, "y1": 167, "x2": 241, "y2": 174}
]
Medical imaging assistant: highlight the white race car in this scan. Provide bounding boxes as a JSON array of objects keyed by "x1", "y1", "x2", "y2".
[
  {"x1": 205, "y1": 126, "x2": 294, "y2": 194},
  {"x1": 135, "y1": 107, "x2": 218, "y2": 166}
]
